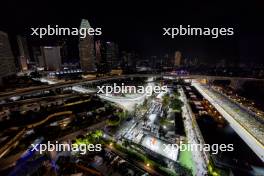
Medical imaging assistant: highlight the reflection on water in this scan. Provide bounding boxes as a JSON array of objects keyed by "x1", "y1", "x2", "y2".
[{"x1": 197, "y1": 114, "x2": 264, "y2": 174}]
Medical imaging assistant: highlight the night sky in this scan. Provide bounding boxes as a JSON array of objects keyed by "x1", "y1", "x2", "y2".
[{"x1": 1, "y1": 1, "x2": 264, "y2": 64}]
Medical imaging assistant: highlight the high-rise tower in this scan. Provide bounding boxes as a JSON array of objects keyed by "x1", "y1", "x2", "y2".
[
  {"x1": 174, "y1": 51, "x2": 182, "y2": 67},
  {"x1": 79, "y1": 19, "x2": 96, "y2": 72},
  {"x1": 0, "y1": 31, "x2": 16, "y2": 85},
  {"x1": 17, "y1": 35, "x2": 30, "y2": 71}
]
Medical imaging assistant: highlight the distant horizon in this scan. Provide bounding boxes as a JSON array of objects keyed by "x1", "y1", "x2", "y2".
[{"x1": 1, "y1": 1, "x2": 263, "y2": 64}]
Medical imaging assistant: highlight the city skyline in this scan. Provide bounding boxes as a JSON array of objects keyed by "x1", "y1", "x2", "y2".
[
  {"x1": 0, "y1": 1, "x2": 263, "y2": 64},
  {"x1": 0, "y1": 2, "x2": 263, "y2": 176}
]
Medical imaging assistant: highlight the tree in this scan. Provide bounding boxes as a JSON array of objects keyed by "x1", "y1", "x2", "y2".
[
  {"x1": 162, "y1": 94, "x2": 170, "y2": 108},
  {"x1": 170, "y1": 99, "x2": 183, "y2": 111}
]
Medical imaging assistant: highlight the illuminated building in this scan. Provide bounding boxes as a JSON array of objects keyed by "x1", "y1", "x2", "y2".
[
  {"x1": 32, "y1": 46, "x2": 44, "y2": 68},
  {"x1": 174, "y1": 51, "x2": 182, "y2": 67},
  {"x1": 122, "y1": 51, "x2": 137, "y2": 69},
  {"x1": 79, "y1": 19, "x2": 96, "y2": 72},
  {"x1": 17, "y1": 35, "x2": 30, "y2": 71},
  {"x1": 105, "y1": 41, "x2": 119, "y2": 69},
  {"x1": 95, "y1": 40, "x2": 102, "y2": 64},
  {"x1": 41, "y1": 46, "x2": 61, "y2": 71},
  {"x1": 0, "y1": 31, "x2": 16, "y2": 85},
  {"x1": 110, "y1": 69, "x2": 123, "y2": 75},
  {"x1": 95, "y1": 40, "x2": 120, "y2": 69}
]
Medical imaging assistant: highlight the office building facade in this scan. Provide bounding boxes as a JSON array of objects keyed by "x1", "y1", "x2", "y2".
[
  {"x1": 174, "y1": 51, "x2": 182, "y2": 67},
  {"x1": 17, "y1": 35, "x2": 30, "y2": 71},
  {"x1": 79, "y1": 19, "x2": 96, "y2": 72},
  {"x1": 0, "y1": 31, "x2": 16, "y2": 85},
  {"x1": 41, "y1": 46, "x2": 61, "y2": 71}
]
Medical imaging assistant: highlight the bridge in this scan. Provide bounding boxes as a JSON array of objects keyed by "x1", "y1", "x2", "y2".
[{"x1": 192, "y1": 81, "x2": 264, "y2": 162}]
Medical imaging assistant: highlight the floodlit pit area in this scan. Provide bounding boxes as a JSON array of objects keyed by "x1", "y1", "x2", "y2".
[
  {"x1": 147, "y1": 114, "x2": 157, "y2": 126},
  {"x1": 140, "y1": 135, "x2": 178, "y2": 161}
]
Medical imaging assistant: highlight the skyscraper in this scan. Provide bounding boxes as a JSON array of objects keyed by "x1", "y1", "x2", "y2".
[
  {"x1": 17, "y1": 35, "x2": 30, "y2": 71},
  {"x1": 95, "y1": 40, "x2": 102, "y2": 64},
  {"x1": 41, "y1": 46, "x2": 61, "y2": 71},
  {"x1": 122, "y1": 51, "x2": 137, "y2": 72},
  {"x1": 57, "y1": 39, "x2": 68, "y2": 64},
  {"x1": 79, "y1": 19, "x2": 96, "y2": 72},
  {"x1": 32, "y1": 46, "x2": 45, "y2": 68},
  {"x1": 0, "y1": 31, "x2": 16, "y2": 85},
  {"x1": 105, "y1": 41, "x2": 119, "y2": 69},
  {"x1": 174, "y1": 51, "x2": 182, "y2": 67}
]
